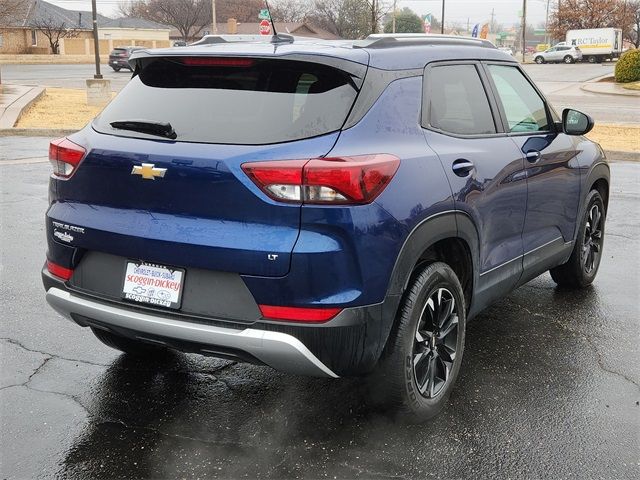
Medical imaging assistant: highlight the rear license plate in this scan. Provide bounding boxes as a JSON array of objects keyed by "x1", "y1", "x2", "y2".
[{"x1": 122, "y1": 261, "x2": 184, "y2": 309}]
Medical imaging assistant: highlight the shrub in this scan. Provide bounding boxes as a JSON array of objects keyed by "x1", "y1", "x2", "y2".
[{"x1": 615, "y1": 49, "x2": 640, "y2": 83}]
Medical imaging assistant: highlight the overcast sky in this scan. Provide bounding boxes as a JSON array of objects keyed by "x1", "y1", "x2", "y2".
[{"x1": 47, "y1": 0, "x2": 551, "y2": 29}]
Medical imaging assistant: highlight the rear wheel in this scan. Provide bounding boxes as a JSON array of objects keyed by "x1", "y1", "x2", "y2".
[
  {"x1": 374, "y1": 262, "x2": 466, "y2": 422},
  {"x1": 587, "y1": 55, "x2": 597, "y2": 63},
  {"x1": 535, "y1": 56, "x2": 545, "y2": 64},
  {"x1": 550, "y1": 190, "x2": 605, "y2": 288},
  {"x1": 91, "y1": 327, "x2": 168, "y2": 357},
  {"x1": 564, "y1": 55, "x2": 574, "y2": 64}
]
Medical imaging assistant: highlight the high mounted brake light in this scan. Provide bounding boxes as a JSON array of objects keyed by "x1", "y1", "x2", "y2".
[
  {"x1": 179, "y1": 57, "x2": 255, "y2": 67},
  {"x1": 49, "y1": 137, "x2": 86, "y2": 178},
  {"x1": 242, "y1": 154, "x2": 400, "y2": 205}
]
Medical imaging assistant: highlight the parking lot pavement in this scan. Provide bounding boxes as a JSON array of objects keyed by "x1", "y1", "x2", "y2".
[
  {"x1": 0, "y1": 63, "x2": 132, "y2": 92},
  {"x1": 521, "y1": 64, "x2": 640, "y2": 125},
  {"x1": 1, "y1": 137, "x2": 639, "y2": 479}
]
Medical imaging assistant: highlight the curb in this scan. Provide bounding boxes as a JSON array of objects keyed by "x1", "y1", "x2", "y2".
[
  {"x1": 605, "y1": 150, "x2": 639, "y2": 162},
  {"x1": 580, "y1": 82, "x2": 640, "y2": 97},
  {"x1": 0, "y1": 127, "x2": 78, "y2": 137},
  {"x1": 0, "y1": 86, "x2": 45, "y2": 128}
]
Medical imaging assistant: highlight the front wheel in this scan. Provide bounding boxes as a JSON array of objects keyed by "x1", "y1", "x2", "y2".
[
  {"x1": 564, "y1": 55, "x2": 574, "y2": 64},
  {"x1": 534, "y1": 56, "x2": 544, "y2": 64},
  {"x1": 374, "y1": 262, "x2": 466, "y2": 422},
  {"x1": 550, "y1": 190, "x2": 606, "y2": 288}
]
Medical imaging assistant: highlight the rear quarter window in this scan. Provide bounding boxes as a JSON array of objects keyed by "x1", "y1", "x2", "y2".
[{"x1": 93, "y1": 57, "x2": 359, "y2": 145}]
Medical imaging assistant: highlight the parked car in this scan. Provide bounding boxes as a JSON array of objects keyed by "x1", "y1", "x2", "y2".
[
  {"x1": 534, "y1": 44, "x2": 583, "y2": 63},
  {"x1": 173, "y1": 40, "x2": 187, "y2": 47},
  {"x1": 44, "y1": 34, "x2": 609, "y2": 421},
  {"x1": 498, "y1": 46, "x2": 513, "y2": 56},
  {"x1": 108, "y1": 46, "x2": 143, "y2": 72}
]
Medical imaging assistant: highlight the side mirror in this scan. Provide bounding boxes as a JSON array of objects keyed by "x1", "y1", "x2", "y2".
[{"x1": 562, "y1": 108, "x2": 594, "y2": 136}]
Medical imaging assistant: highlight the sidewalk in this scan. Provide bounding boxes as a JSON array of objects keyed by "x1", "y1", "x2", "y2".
[
  {"x1": 581, "y1": 80, "x2": 640, "y2": 97},
  {"x1": 0, "y1": 84, "x2": 44, "y2": 128}
]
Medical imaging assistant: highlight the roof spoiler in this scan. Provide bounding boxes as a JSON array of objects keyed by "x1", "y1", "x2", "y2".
[{"x1": 189, "y1": 33, "x2": 296, "y2": 46}]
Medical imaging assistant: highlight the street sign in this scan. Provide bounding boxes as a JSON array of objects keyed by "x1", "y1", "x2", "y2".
[
  {"x1": 534, "y1": 29, "x2": 546, "y2": 36},
  {"x1": 258, "y1": 9, "x2": 271, "y2": 20},
  {"x1": 259, "y1": 19, "x2": 271, "y2": 36}
]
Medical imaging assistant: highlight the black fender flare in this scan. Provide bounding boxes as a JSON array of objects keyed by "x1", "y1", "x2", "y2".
[
  {"x1": 378, "y1": 210, "x2": 481, "y2": 351},
  {"x1": 575, "y1": 161, "x2": 610, "y2": 242}
]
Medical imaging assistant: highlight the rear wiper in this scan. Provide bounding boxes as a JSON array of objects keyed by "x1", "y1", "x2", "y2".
[{"x1": 110, "y1": 120, "x2": 177, "y2": 140}]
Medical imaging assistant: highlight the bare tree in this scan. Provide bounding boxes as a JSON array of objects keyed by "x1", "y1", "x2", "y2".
[
  {"x1": 30, "y1": 17, "x2": 81, "y2": 54},
  {"x1": 626, "y1": 0, "x2": 640, "y2": 47},
  {"x1": 365, "y1": 0, "x2": 392, "y2": 34},
  {"x1": 270, "y1": 0, "x2": 311, "y2": 22},
  {"x1": 307, "y1": 0, "x2": 373, "y2": 38},
  {"x1": 118, "y1": 0, "x2": 211, "y2": 41},
  {"x1": 549, "y1": 0, "x2": 638, "y2": 45}
]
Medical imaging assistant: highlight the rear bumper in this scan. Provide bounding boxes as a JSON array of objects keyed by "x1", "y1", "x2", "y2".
[{"x1": 46, "y1": 286, "x2": 338, "y2": 378}]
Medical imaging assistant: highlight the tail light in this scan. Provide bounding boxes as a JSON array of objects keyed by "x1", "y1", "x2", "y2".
[
  {"x1": 49, "y1": 137, "x2": 86, "y2": 178},
  {"x1": 46, "y1": 260, "x2": 73, "y2": 280},
  {"x1": 242, "y1": 154, "x2": 400, "y2": 205},
  {"x1": 259, "y1": 305, "x2": 342, "y2": 323}
]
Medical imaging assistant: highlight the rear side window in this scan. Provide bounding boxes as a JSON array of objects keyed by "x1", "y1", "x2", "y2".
[
  {"x1": 93, "y1": 57, "x2": 358, "y2": 145},
  {"x1": 487, "y1": 65, "x2": 550, "y2": 133},
  {"x1": 426, "y1": 64, "x2": 496, "y2": 136}
]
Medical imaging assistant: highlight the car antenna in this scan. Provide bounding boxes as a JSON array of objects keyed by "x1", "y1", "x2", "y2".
[{"x1": 264, "y1": 0, "x2": 294, "y2": 44}]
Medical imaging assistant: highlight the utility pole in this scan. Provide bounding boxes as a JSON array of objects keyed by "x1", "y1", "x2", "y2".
[
  {"x1": 544, "y1": 0, "x2": 550, "y2": 47},
  {"x1": 467, "y1": 17, "x2": 470, "y2": 35},
  {"x1": 392, "y1": 0, "x2": 397, "y2": 33},
  {"x1": 521, "y1": 0, "x2": 527, "y2": 63},
  {"x1": 441, "y1": 0, "x2": 445, "y2": 34},
  {"x1": 211, "y1": 0, "x2": 218, "y2": 34},
  {"x1": 490, "y1": 8, "x2": 495, "y2": 33},
  {"x1": 91, "y1": 0, "x2": 101, "y2": 79}
]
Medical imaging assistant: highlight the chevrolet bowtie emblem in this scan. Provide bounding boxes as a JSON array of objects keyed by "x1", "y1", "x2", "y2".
[{"x1": 131, "y1": 163, "x2": 167, "y2": 180}]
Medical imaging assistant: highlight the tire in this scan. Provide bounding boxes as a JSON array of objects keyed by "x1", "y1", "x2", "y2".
[
  {"x1": 550, "y1": 189, "x2": 606, "y2": 288},
  {"x1": 91, "y1": 327, "x2": 168, "y2": 357},
  {"x1": 564, "y1": 55, "x2": 574, "y2": 64},
  {"x1": 534, "y1": 56, "x2": 544, "y2": 64},
  {"x1": 587, "y1": 55, "x2": 597, "y2": 64},
  {"x1": 374, "y1": 262, "x2": 466, "y2": 422}
]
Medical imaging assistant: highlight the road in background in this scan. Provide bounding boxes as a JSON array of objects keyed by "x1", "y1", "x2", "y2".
[
  {"x1": 1, "y1": 136, "x2": 639, "y2": 479},
  {"x1": 523, "y1": 63, "x2": 639, "y2": 125},
  {"x1": 1, "y1": 62, "x2": 638, "y2": 124}
]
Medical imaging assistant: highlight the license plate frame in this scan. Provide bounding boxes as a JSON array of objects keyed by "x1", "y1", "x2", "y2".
[{"x1": 122, "y1": 261, "x2": 185, "y2": 310}]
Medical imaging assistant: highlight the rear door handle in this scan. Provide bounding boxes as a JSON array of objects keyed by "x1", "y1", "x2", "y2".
[
  {"x1": 452, "y1": 158, "x2": 474, "y2": 177},
  {"x1": 525, "y1": 150, "x2": 541, "y2": 163}
]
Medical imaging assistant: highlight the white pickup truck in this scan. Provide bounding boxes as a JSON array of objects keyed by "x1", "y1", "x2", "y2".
[{"x1": 565, "y1": 28, "x2": 623, "y2": 63}]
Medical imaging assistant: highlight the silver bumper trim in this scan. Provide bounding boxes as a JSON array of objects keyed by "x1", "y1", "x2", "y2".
[{"x1": 46, "y1": 287, "x2": 338, "y2": 378}]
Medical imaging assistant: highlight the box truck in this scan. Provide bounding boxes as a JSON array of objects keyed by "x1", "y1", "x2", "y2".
[{"x1": 566, "y1": 28, "x2": 623, "y2": 63}]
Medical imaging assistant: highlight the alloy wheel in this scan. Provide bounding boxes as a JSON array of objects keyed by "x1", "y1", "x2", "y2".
[
  {"x1": 582, "y1": 204, "x2": 603, "y2": 274},
  {"x1": 412, "y1": 288, "x2": 459, "y2": 398}
]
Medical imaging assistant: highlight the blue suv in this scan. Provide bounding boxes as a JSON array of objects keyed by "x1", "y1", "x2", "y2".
[{"x1": 43, "y1": 34, "x2": 609, "y2": 420}]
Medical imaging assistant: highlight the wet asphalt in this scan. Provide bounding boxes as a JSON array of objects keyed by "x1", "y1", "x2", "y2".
[{"x1": 0, "y1": 137, "x2": 639, "y2": 479}]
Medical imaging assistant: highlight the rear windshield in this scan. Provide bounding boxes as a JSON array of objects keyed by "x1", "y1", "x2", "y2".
[{"x1": 93, "y1": 57, "x2": 359, "y2": 145}]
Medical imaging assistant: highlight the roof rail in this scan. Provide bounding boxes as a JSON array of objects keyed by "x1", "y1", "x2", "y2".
[
  {"x1": 188, "y1": 33, "x2": 295, "y2": 46},
  {"x1": 354, "y1": 34, "x2": 495, "y2": 49}
]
